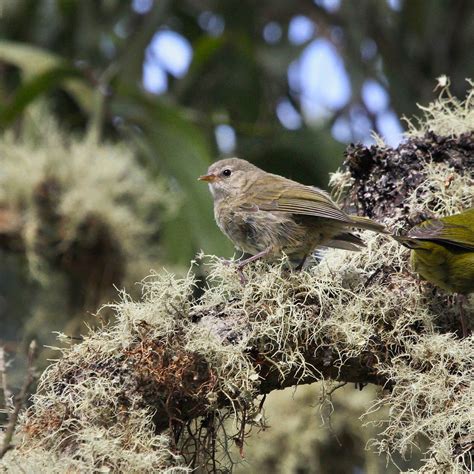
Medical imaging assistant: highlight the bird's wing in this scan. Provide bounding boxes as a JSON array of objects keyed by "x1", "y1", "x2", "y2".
[
  {"x1": 246, "y1": 175, "x2": 351, "y2": 223},
  {"x1": 409, "y1": 219, "x2": 474, "y2": 250}
]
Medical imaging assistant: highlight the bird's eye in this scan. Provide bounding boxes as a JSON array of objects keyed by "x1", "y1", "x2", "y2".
[{"x1": 222, "y1": 169, "x2": 232, "y2": 177}]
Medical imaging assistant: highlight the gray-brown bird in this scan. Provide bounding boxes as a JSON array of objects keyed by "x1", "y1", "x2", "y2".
[{"x1": 199, "y1": 158, "x2": 386, "y2": 281}]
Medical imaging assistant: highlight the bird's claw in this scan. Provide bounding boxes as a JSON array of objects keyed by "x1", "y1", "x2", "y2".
[
  {"x1": 236, "y1": 266, "x2": 247, "y2": 285},
  {"x1": 220, "y1": 258, "x2": 247, "y2": 284}
]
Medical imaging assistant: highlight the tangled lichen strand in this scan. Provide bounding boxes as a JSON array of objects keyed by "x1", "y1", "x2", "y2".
[
  {"x1": 405, "y1": 79, "x2": 474, "y2": 137},
  {"x1": 368, "y1": 335, "x2": 473, "y2": 473},
  {"x1": 405, "y1": 161, "x2": 473, "y2": 219},
  {"x1": 5, "y1": 331, "x2": 192, "y2": 472},
  {"x1": 2, "y1": 90, "x2": 474, "y2": 472}
]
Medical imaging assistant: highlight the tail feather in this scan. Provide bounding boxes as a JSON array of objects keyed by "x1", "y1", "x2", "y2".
[
  {"x1": 326, "y1": 232, "x2": 366, "y2": 252},
  {"x1": 391, "y1": 234, "x2": 423, "y2": 249},
  {"x1": 349, "y1": 215, "x2": 387, "y2": 234}
]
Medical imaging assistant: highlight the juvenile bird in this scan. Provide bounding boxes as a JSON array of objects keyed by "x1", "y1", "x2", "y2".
[
  {"x1": 393, "y1": 207, "x2": 474, "y2": 336},
  {"x1": 198, "y1": 158, "x2": 386, "y2": 282}
]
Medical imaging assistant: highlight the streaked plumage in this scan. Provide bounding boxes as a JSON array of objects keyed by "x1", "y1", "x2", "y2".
[{"x1": 199, "y1": 158, "x2": 386, "y2": 270}]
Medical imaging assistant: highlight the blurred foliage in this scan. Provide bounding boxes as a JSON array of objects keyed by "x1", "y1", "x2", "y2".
[{"x1": 0, "y1": 108, "x2": 175, "y2": 379}]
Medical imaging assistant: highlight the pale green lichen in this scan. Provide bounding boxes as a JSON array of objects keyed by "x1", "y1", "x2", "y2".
[
  {"x1": 405, "y1": 161, "x2": 474, "y2": 218},
  {"x1": 2, "y1": 215, "x2": 471, "y2": 471},
  {"x1": 366, "y1": 334, "x2": 473, "y2": 473},
  {"x1": 404, "y1": 77, "x2": 474, "y2": 137}
]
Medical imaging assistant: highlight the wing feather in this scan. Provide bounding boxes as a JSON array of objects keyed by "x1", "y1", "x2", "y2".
[
  {"x1": 246, "y1": 176, "x2": 351, "y2": 223},
  {"x1": 409, "y1": 219, "x2": 474, "y2": 250}
]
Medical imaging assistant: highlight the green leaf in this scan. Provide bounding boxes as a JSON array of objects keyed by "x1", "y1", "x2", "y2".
[
  {"x1": 0, "y1": 40, "x2": 94, "y2": 113},
  {"x1": 0, "y1": 66, "x2": 81, "y2": 128}
]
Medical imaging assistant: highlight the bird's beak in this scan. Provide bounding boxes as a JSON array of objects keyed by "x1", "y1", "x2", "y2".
[{"x1": 198, "y1": 174, "x2": 216, "y2": 182}]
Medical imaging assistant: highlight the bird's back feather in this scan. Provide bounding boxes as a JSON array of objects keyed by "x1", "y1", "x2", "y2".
[{"x1": 408, "y1": 209, "x2": 474, "y2": 250}]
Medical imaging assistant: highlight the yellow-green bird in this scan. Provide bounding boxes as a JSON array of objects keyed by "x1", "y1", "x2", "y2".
[{"x1": 393, "y1": 207, "x2": 474, "y2": 336}]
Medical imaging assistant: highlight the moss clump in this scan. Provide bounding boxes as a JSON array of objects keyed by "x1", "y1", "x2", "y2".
[
  {"x1": 0, "y1": 110, "x2": 176, "y2": 278},
  {"x1": 1, "y1": 84, "x2": 473, "y2": 472}
]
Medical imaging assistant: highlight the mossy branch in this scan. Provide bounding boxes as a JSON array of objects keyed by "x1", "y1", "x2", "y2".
[
  {"x1": 1, "y1": 82, "x2": 474, "y2": 472},
  {"x1": 2, "y1": 130, "x2": 469, "y2": 473}
]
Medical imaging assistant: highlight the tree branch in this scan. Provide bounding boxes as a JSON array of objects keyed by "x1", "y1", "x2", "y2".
[{"x1": 5, "y1": 130, "x2": 473, "y2": 472}]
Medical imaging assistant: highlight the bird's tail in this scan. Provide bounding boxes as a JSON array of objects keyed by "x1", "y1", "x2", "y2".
[
  {"x1": 327, "y1": 232, "x2": 366, "y2": 251},
  {"x1": 349, "y1": 215, "x2": 388, "y2": 234},
  {"x1": 391, "y1": 234, "x2": 424, "y2": 249}
]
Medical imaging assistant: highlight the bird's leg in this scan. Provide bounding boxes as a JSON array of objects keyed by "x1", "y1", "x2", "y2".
[
  {"x1": 457, "y1": 294, "x2": 470, "y2": 338},
  {"x1": 237, "y1": 248, "x2": 272, "y2": 268},
  {"x1": 221, "y1": 251, "x2": 245, "y2": 267},
  {"x1": 236, "y1": 247, "x2": 272, "y2": 284},
  {"x1": 295, "y1": 254, "x2": 309, "y2": 271}
]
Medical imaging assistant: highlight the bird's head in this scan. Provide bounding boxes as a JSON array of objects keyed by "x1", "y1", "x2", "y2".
[{"x1": 198, "y1": 158, "x2": 261, "y2": 201}]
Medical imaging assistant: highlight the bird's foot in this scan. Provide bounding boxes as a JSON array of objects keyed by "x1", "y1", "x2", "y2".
[
  {"x1": 220, "y1": 259, "x2": 247, "y2": 284},
  {"x1": 236, "y1": 248, "x2": 273, "y2": 285},
  {"x1": 236, "y1": 266, "x2": 247, "y2": 285}
]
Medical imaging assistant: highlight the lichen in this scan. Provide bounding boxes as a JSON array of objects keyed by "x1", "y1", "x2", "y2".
[
  {"x1": 2, "y1": 211, "x2": 471, "y2": 471},
  {"x1": 404, "y1": 77, "x2": 474, "y2": 137},
  {"x1": 1, "y1": 85, "x2": 473, "y2": 472},
  {"x1": 0, "y1": 109, "x2": 177, "y2": 278}
]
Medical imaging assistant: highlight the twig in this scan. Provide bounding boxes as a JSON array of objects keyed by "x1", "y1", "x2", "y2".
[
  {"x1": 0, "y1": 340, "x2": 38, "y2": 460},
  {"x1": 0, "y1": 346, "x2": 11, "y2": 411},
  {"x1": 326, "y1": 381, "x2": 347, "y2": 396},
  {"x1": 319, "y1": 382, "x2": 348, "y2": 448}
]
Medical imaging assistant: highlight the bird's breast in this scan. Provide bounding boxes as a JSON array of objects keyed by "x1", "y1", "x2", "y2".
[
  {"x1": 213, "y1": 200, "x2": 335, "y2": 257},
  {"x1": 411, "y1": 247, "x2": 474, "y2": 294},
  {"x1": 213, "y1": 203, "x2": 261, "y2": 254}
]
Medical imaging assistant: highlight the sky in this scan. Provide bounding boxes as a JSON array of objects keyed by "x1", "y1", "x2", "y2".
[{"x1": 137, "y1": 0, "x2": 404, "y2": 153}]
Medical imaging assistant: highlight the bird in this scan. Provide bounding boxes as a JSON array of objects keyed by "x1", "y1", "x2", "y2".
[
  {"x1": 198, "y1": 158, "x2": 386, "y2": 282},
  {"x1": 393, "y1": 207, "x2": 474, "y2": 336}
]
